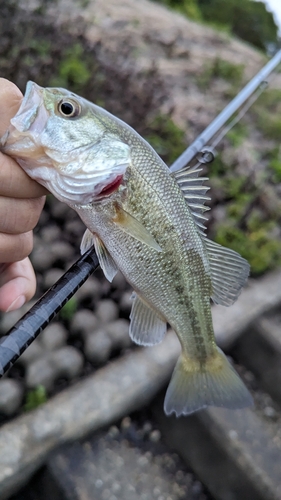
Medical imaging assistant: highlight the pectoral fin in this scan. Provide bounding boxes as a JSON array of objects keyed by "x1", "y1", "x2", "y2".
[
  {"x1": 129, "y1": 293, "x2": 166, "y2": 346},
  {"x1": 80, "y1": 229, "x2": 118, "y2": 282},
  {"x1": 113, "y1": 204, "x2": 162, "y2": 252}
]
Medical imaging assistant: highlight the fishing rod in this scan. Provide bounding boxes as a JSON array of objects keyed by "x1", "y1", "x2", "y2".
[{"x1": 0, "y1": 50, "x2": 281, "y2": 376}]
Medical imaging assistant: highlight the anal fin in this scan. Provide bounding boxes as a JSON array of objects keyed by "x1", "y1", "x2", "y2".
[
  {"x1": 129, "y1": 293, "x2": 166, "y2": 346},
  {"x1": 80, "y1": 229, "x2": 118, "y2": 282}
]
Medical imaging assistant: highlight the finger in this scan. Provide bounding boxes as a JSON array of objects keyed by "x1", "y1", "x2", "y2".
[
  {"x1": 0, "y1": 258, "x2": 36, "y2": 312},
  {"x1": 0, "y1": 232, "x2": 33, "y2": 262},
  {"x1": 0, "y1": 196, "x2": 45, "y2": 234},
  {"x1": 0, "y1": 153, "x2": 48, "y2": 198},
  {"x1": 0, "y1": 78, "x2": 23, "y2": 135},
  {"x1": 0, "y1": 79, "x2": 48, "y2": 197}
]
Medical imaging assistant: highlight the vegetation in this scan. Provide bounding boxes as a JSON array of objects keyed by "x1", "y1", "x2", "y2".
[
  {"x1": 154, "y1": 0, "x2": 279, "y2": 52},
  {"x1": 24, "y1": 385, "x2": 47, "y2": 411},
  {"x1": 208, "y1": 143, "x2": 281, "y2": 275},
  {"x1": 60, "y1": 297, "x2": 78, "y2": 321},
  {"x1": 144, "y1": 114, "x2": 187, "y2": 165},
  {"x1": 197, "y1": 58, "x2": 244, "y2": 91}
]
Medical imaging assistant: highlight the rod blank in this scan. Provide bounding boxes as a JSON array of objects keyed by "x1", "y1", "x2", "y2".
[{"x1": 0, "y1": 248, "x2": 99, "y2": 375}]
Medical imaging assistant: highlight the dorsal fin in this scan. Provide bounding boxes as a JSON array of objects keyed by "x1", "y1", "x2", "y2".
[{"x1": 172, "y1": 165, "x2": 211, "y2": 235}]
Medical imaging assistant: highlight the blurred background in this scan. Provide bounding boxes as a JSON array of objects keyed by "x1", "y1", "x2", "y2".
[{"x1": 0, "y1": 0, "x2": 281, "y2": 499}]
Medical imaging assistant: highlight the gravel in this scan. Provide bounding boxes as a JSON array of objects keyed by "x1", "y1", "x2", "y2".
[
  {"x1": 51, "y1": 346, "x2": 84, "y2": 379},
  {"x1": 70, "y1": 309, "x2": 99, "y2": 337},
  {"x1": 95, "y1": 300, "x2": 119, "y2": 324},
  {"x1": 40, "y1": 323, "x2": 68, "y2": 351},
  {"x1": 84, "y1": 329, "x2": 113, "y2": 364},
  {"x1": 0, "y1": 379, "x2": 23, "y2": 416}
]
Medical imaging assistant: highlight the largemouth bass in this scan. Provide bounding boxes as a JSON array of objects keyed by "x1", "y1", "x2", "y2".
[{"x1": 0, "y1": 81, "x2": 253, "y2": 416}]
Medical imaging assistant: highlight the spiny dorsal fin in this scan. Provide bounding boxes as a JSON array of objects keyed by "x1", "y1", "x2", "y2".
[
  {"x1": 204, "y1": 238, "x2": 250, "y2": 306},
  {"x1": 129, "y1": 293, "x2": 167, "y2": 346},
  {"x1": 172, "y1": 165, "x2": 211, "y2": 235},
  {"x1": 80, "y1": 229, "x2": 118, "y2": 282}
]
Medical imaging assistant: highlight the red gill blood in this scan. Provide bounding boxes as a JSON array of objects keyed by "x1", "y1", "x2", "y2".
[{"x1": 99, "y1": 175, "x2": 123, "y2": 196}]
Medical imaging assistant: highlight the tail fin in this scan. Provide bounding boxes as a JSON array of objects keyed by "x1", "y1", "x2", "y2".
[{"x1": 164, "y1": 347, "x2": 253, "y2": 417}]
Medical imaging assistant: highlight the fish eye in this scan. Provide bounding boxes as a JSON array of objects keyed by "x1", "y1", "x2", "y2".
[{"x1": 57, "y1": 99, "x2": 81, "y2": 118}]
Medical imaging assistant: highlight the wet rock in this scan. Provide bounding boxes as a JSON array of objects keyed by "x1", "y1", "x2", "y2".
[
  {"x1": 51, "y1": 346, "x2": 84, "y2": 379},
  {"x1": 70, "y1": 309, "x2": 99, "y2": 337},
  {"x1": 84, "y1": 329, "x2": 112, "y2": 364},
  {"x1": 95, "y1": 299, "x2": 119, "y2": 324},
  {"x1": 0, "y1": 379, "x2": 23, "y2": 416},
  {"x1": 106, "y1": 319, "x2": 131, "y2": 349},
  {"x1": 40, "y1": 323, "x2": 68, "y2": 351},
  {"x1": 26, "y1": 356, "x2": 56, "y2": 391}
]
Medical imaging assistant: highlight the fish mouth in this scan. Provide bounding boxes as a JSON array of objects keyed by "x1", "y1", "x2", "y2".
[
  {"x1": 0, "y1": 81, "x2": 50, "y2": 157},
  {"x1": 10, "y1": 81, "x2": 49, "y2": 135}
]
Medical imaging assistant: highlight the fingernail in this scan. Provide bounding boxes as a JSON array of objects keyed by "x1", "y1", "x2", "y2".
[{"x1": 6, "y1": 295, "x2": 26, "y2": 312}]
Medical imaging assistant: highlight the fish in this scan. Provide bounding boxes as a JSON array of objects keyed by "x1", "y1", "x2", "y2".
[{"x1": 0, "y1": 81, "x2": 253, "y2": 416}]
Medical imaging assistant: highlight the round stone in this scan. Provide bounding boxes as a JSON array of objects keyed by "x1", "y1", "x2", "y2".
[
  {"x1": 70, "y1": 309, "x2": 99, "y2": 337},
  {"x1": 106, "y1": 319, "x2": 131, "y2": 348},
  {"x1": 119, "y1": 291, "x2": 133, "y2": 315},
  {"x1": 0, "y1": 379, "x2": 23, "y2": 416},
  {"x1": 51, "y1": 346, "x2": 84, "y2": 379},
  {"x1": 40, "y1": 323, "x2": 68, "y2": 351},
  {"x1": 84, "y1": 330, "x2": 112, "y2": 364},
  {"x1": 95, "y1": 300, "x2": 119, "y2": 324},
  {"x1": 26, "y1": 356, "x2": 56, "y2": 391},
  {"x1": 17, "y1": 339, "x2": 44, "y2": 366}
]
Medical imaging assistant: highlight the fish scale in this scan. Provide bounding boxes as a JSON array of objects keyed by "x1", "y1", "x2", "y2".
[{"x1": 0, "y1": 81, "x2": 253, "y2": 416}]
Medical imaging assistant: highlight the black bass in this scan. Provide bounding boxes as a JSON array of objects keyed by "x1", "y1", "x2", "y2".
[{"x1": 0, "y1": 81, "x2": 253, "y2": 416}]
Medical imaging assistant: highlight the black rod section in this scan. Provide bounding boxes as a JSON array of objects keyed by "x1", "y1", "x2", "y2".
[{"x1": 0, "y1": 247, "x2": 98, "y2": 375}]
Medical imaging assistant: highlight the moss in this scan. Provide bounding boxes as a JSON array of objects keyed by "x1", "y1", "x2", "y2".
[
  {"x1": 197, "y1": 57, "x2": 244, "y2": 89},
  {"x1": 270, "y1": 159, "x2": 281, "y2": 183},
  {"x1": 50, "y1": 44, "x2": 91, "y2": 92},
  {"x1": 153, "y1": 0, "x2": 202, "y2": 20},
  {"x1": 252, "y1": 89, "x2": 281, "y2": 141},
  {"x1": 226, "y1": 123, "x2": 248, "y2": 147},
  {"x1": 214, "y1": 220, "x2": 281, "y2": 276},
  {"x1": 144, "y1": 114, "x2": 187, "y2": 165},
  {"x1": 24, "y1": 385, "x2": 47, "y2": 411}
]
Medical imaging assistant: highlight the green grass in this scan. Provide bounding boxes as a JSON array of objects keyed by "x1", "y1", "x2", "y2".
[
  {"x1": 197, "y1": 57, "x2": 244, "y2": 90},
  {"x1": 144, "y1": 114, "x2": 187, "y2": 165},
  {"x1": 24, "y1": 385, "x2": 47, "y2": 412}
]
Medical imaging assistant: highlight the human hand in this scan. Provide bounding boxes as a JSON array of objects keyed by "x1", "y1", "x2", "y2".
[{"x1": 0, "y1": 78, "x2": 47, "y2": 312}]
